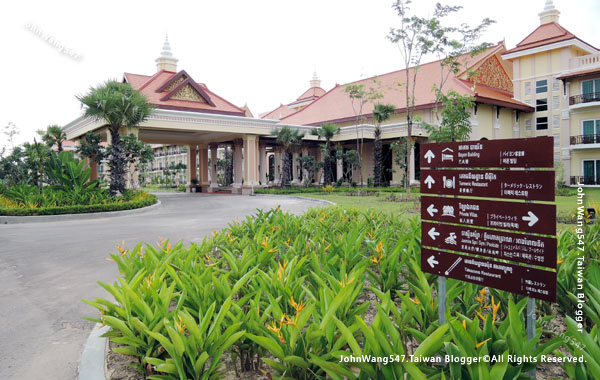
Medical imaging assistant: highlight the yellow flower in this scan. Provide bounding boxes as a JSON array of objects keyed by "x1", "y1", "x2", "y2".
[
  {"x1": 144, "y1": 273, "x2": 154, "y2": 289},
  {"x1": 116, "y1": 240, "x2": 127, "y2": 256},
  {"x1": 475, "y1": 338, "x2": 491, "y2": 349},
  {"x1": 477, "y1": 311, "x2": 487, "y2": 322},
  {"x1": 324, "y1": 243, "x2": 331, "y2": 251},
  {"x1": 491, "y1": 296, "x2": 501, "y2": 323},
  {"x1": 367, "y1": 231, "x2": 375, "y2": 240},
  {"x1": 462, "y1": 320, "x2": 467, "y2": 330},
  {"x1": 261, "y1": 237, "x2": 269, "y2": 249},
  {"x1": 339, "y1": 273, "x2": 355, "y2": 288},
  {"x1": 409, "y1": 297, "x2": 421, "y2": 305},
  {"x1": 277, "y1": 261, "x2": 288, "y2": 281},
  {"x1": 281, "y1": 314, "x2": 297, "y2": 327},
  {"x1": 267, "y1": 321, "x2": 280, "y2": 334},
  {"x1": 175, "y1": 315, "x2": 186, "y2": 334},
  {"x1": 212, "y1": 230, "x2": 217, "y2": 238},
  {"x1": 557, "y1": 257, "x2": 565, "y2": 265},
  {"x1": 375, "y1": 241, "x2": 384, "y2": 255},
  {"x1": 289, "y1": 296, "x2": 306, "y2": 314}
]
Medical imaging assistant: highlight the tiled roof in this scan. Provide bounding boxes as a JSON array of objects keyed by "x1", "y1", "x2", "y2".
[
  {"x1": 503, "y1": 22, "x2": 595, "y2": 55},
  {"x1": 123, "y1": 70, "x2": 246, "y2": 116},
  {"x1": 281, "y1": 43, "x2": 531, "y2": 126},
  {"x1": 261, "y1": 86, "x2": 326, "y2": 120},
  {"x1": 557, "y1": 67, "x2": 600, "y2": 81}
]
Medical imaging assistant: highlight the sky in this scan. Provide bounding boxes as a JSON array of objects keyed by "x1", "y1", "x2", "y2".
[{"x1": 0, "y1": 0, "x2": 598, "y2": 149}]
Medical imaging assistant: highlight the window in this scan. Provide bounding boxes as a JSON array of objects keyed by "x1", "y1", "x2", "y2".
[
  {"x1": 583, "y1": 160, "x2": 600, "y2": 185},
  {"x1": 536, "y1": 117, "x2": 548, "y2": 130},
  {"x1": 553, "y1": 115, "x2": 560, "y2": 129},
  {"x1": 536, "y1": 99, "x2": 548, "y2": 112},
  {"x1": 524, "y1": 82, "x2": 532, "y2": 96},
  {"x1": 583, "y1": 120, "x2": 600, "y2": 136},
  {"x1": 582, "y1": 79, "x2": 600, "y2": 94},
  {"x1": 553, "y1": 134, "x2": 560, "y2": 147},
  {"x1": 552, "y1": 96, "x2": 560, "y2": 110},
  {"x1": 553, "y1": 79, "x2": 560, "y2": 91},
  {"x1": 536, "y1": 80, "x2": 548, "y2": 93},
  {"x1": 525, "y1": 118, "x2": 532, "y2": 130}
]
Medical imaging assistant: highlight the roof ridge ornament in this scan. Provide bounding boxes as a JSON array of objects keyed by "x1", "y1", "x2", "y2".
[
  {"x1": 539, "y1": 0, "x2": 560, "y2": 25},
  {"x1": 155, "y1": 34, "x2": 178, "y2": 72}
]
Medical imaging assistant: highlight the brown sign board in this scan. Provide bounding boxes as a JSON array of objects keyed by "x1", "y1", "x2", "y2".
[
  {"x1": 421, "y1": 248, "x2": 556, "y2": 302},
  {"x1": 421, "y1": 221, "x2": 556, "y2": 269},
  {"x1": 420, "y1": 169, "x2": 555, "y2": 201},
  {"x1": 421, "y1": 137, "x2": 554, "y2": 169},
  {"x1": 421, "y1": 196, "x2": 556, "y2": 235}
]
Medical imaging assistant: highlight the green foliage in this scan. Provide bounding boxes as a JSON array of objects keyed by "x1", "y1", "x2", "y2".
[
  {"x1": 424, "y1": 90, "x2": 475, "y2": 142},
  {"x1": 77, "y1": 81, "x2": 154, "y2": 195},
  {"x1": 372, "y1": 104, "x2": 395, "y2": 187},
  {"x1": 37, "y1": 125, "x2": 67, "y2": 152},
  {"x1": 76, "y1": 131, "x2": 106, "y2": 163},
  {"x1": 46, "y1": 151, "x2": 100, "y2": 193},
  {"x1": 271, "y1": 126, "x2": 305, "y2": 186},
  {"x1": 0, "y1": 190, "x2": 156, "y2": 216}
]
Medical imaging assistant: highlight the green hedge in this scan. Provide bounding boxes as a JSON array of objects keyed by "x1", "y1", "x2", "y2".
[
  {"x1": 255, "y1": 185, "x2": 419, "y2": 195},
  {"x1": 0, "y1": 194, "x2": 158, "y2": 216}
]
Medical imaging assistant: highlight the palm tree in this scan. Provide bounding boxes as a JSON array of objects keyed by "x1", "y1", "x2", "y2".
[
  {"x1": 77, "y1": 81, "x2": 154, "y2": 195},
  {"x1": 271, "y1": 126, "x2": 304, "y2": 186},
  {"x1": 311, "y1": 123, "x2": 340, "y2": 184},
  {"x1": 372, "y1": 104, "x2": 395, "y2": 187},
  {"x1": 37, "y1": 125, "x2": 67, "y2": 152}
]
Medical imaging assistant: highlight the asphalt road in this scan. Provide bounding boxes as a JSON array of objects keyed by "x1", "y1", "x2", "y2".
[{"x1": 0, "y1": 193, "x2": 325, "y2": 380}]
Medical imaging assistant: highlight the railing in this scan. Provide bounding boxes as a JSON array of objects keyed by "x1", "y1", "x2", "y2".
[
  {"x1": 570, "y1": 134, "x2": 600, "y2": 145},
  {"x1": 571, "y1": 176, "x2": 600, "y2": 185},
  {"x1": 570, "y1": 53, "x2": 600, "y2": 70},
  {"x1": 569, "y1": 92, "x2": 600, "y2": 106}
]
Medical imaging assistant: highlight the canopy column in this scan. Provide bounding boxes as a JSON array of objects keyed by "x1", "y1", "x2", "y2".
[
  {"x1": 187, "y1": 144, "x2": 197, "y2": 192},
  {"x1": 209, "y1": 144, "x2": 219, "y2": 192},
  {"x1": 259, "y1": 144, "x2": 267, "y2": 185},
  {"x1": 242, "y1": 135, "x2": 259, "y2": 194},
  {"x1": 198, "y1": 146, "x2": 209, "y2": 192},
  {"x1": 232, "y1": 140, "x2": 243, "y2": 194}
]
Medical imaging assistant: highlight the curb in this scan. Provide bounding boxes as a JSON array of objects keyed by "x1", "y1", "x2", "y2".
[
  {"x1": 78, "y1": 323, "x2": 109, "y2": 380},
  {"x1": 252, "y1": 194, "x2": 337, "y2": 207},
  {"x1": 0, "y1": 200, "x2": 161, "y2": 225}
]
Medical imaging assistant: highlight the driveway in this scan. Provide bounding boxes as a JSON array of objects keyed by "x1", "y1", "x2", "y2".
[{"x1": 0, "y1": 193, "x2": 326, "y2": 380}]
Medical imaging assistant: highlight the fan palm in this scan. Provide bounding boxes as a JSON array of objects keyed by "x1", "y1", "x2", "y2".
[
  {"x1": 372, "y1": 104, "x2": 395, "y2": 187},
  {"x1": 77, "y1": 81, "x2": 154, "y2": 195},
  {"x1": 37, "y1": 125, "x2": 67, "y2": 152},
  {"x1": 271, "y1": 126, "x2": 304, "y2": 186},
  {"x1": 311, "y1": 123, "x2": 340, "y2": 184}
]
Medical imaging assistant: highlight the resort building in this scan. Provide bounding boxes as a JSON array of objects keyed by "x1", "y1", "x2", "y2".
[{"x1": 64, "y1": 0, "x2": 599, "y2": 191}]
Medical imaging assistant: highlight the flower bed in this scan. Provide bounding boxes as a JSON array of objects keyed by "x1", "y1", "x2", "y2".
[
  {"x1": 0, "y1": 191, "x2": 157, "y2": 216},
  {"x1": 86, "y1": 207, "x2": 599, "y2": 380}
]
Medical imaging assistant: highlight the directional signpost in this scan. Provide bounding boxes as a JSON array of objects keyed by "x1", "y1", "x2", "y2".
[{"x1": 420, "y1": 137, "x2": 556, "y2": 379}]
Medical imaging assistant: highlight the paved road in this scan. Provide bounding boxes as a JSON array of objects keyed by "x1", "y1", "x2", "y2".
[{"x1": 0, "y1": 193, "x2": 325, "y2": 380}]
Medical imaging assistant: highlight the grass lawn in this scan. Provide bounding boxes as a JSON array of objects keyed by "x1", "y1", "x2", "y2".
[{"x1": 279, "y1": 187, "x2": 600, "y2": 232}]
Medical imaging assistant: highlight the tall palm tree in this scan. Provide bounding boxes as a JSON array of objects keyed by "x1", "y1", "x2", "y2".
[
  {"x1": 271, "y1": 126, "x2": 304, "y2": 186},
  {"x1": 372, "y1": 104, "x2": 395, "y2": 187},
  {"x1": 311, "y1": 123, "x2": 340, "y2": 184},
  {"x1": 37, "y1": 125, "x2": 67, "y2": 152},
  {"x1": 77, "y1": 81, "x2": 154, "y2": 195}
]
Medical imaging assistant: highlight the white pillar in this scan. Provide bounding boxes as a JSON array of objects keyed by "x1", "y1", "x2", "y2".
[
  {"x1": 209, "y1": 144, "x2": 219, "y2": 192},
  {"x1": 259, "y1": 144, "x2": 267, "y2": 185},
  {"x1": 409, "y1": 143, "x2": 416, "y2": 185},
  {"x1": 336, "y1": 158, "x2": 343, "y2": 181},
  {"x1": 187, "y1": 145, "x2": 197, "y2": 192},
  {"x1": 274, "y1": 149, "x2": 281, "y2": 184},
  {"x1": 292, "y1": 152, "x2": 299, "y2": 184},
  {"x1": 301, "y1": 147, "x2": 309, "y2": 184},
  {"x1": 233, "y1": 140, "x2": 243, "y2": 192}
]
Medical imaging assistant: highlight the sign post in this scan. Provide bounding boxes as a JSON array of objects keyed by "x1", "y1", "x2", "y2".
[{"x1": 420, "y1": 137, "x2": 556, "y2": 379}]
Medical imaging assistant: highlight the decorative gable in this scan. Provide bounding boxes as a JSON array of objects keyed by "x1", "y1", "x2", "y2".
[
  {"x1": 472, "y1": 55, "x2": 513, "y2": 92},
  {"x1": 156, "y1": 70, "x2": 215, "y2": 106},
  {"x1": 171, "y1": 84, "x2": 206, "y2": 102}
]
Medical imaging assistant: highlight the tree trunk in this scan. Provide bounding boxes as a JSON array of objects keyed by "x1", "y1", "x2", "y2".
[
  {"x1": 109, "y1": 127, "x2": 126, "y2": 196},
  {"x1": 373, "y1": 128, "x2": 383, "y2": 187}
]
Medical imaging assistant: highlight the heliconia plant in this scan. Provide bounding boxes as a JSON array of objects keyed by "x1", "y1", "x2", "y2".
[{"x1": 84, "y1": 207, "x2": 598, "y2": 379}]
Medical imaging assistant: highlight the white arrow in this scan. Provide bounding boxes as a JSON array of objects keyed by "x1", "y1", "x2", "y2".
[
  {"x1": 427, "y1": 255, "x2": 439, "y2": 268},
  {"x1": 424, "y1": 175, "x2": 435, "y2": 189},
  {"x1": 424, "y1": 150, "x2": 435, "y2": 164},
  {"x1": 428, "y1": 227, "x2": 440, "y2": 240},
  {"x1": 427, "y1": 204, "x2": 438, "y2": 217},
  {"x1": 522, "y1": 211, "x2": 539, "y2": 227}
]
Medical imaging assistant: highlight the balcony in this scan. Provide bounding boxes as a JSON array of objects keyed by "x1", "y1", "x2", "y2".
[
  {"x1": 569, "y1": 53, "x2": 600, "y2": 71},
  {"x1": 570, "y1": 134, "x2": 600, "y2": 146},
  {"x1": 569, "y1": 92, "x2": 600, "y2": 106},
  {"x1": 571, "y1": 176, "x2": 600, "y2": 186}
]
